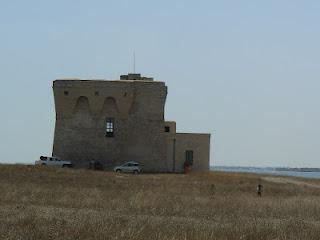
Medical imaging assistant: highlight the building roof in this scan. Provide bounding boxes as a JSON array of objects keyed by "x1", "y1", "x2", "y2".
[{"x1": 56, "y1": 73, "x2": 155, "y2": 83}]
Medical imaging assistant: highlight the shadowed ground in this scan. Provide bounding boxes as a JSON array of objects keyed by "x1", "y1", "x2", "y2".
[{"x1": 1, "y1": 165, "x2": 320, "y2": 240}]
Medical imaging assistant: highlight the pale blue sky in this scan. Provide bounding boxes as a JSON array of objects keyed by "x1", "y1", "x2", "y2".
[{"x1": 0, "y1": 0, "x2": 319, "y2": 167}]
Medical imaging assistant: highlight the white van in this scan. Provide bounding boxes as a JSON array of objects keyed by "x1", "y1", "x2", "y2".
[{"x1": 35, "y1": 156, "x2": 73, "y2": 168}]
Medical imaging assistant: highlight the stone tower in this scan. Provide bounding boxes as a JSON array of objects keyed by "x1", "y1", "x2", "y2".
[{"x1": 52, "y1": 74, "x2": 169, "y2": 171}]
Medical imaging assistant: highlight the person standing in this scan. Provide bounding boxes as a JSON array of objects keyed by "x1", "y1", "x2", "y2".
[{"x1": 257, "y1": 183, "x2": 263, "y2": 197}]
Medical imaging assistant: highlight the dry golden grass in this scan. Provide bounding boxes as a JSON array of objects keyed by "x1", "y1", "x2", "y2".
[{"x1": 1, "y1": 165, "x2": 320, "y2": 239}]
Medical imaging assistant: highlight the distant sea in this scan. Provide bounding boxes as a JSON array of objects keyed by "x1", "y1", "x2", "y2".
[{"x1": 212, "y1": 166, "x2": 320, "y2": 179}]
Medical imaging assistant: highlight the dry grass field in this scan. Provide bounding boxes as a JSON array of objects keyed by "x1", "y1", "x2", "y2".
[{"x1": 1, "y1": 165, "x2": 320, "y2": 240}]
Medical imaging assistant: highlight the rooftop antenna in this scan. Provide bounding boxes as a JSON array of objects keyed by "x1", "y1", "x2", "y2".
[{"x1": 133, "y1": 50, "x2": 136, "y2": 73}]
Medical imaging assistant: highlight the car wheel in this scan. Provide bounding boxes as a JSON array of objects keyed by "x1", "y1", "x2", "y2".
[
  {"x1": 116, "y1": 169, "x2": 122, "y2": 173},
  {"x1": 41, "y1": 163, "x2": 46, "y2": 166},
  {"x1": 133, "y1": 170, "x2": 138, "y2": 174}
]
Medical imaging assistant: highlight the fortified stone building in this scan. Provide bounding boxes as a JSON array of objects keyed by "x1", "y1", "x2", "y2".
[{"x1": 52, "y1": 73, "x2": 210, "y2": 172}]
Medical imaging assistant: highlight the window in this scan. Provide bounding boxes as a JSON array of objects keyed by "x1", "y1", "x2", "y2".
[
  {"x1": 165, "y1": 126, "x2": 170, "y2": 132},
  {"x1": 105, "y1": 118, "x2": 114, "y2": 137},
  {"x1": 64, "y1": 91, "x2": 69, "y2": 96},
  {"x1": 95, "y1": 91, "x2": 99, "y2": 96},
  {"x1": 185, "y1": 150, "x2": 194, "y2": 166}
]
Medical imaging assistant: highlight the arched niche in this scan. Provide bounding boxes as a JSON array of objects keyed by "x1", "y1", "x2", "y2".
[
  {"x1": 73, "y1": 96, "x2": 93, "y2": 128},
  {"x1": 74, "y1": 96, "x2": 91, "y2": 114},
  {"x1": 100, "y1": 97, "x2": 119, "y2": 117}
]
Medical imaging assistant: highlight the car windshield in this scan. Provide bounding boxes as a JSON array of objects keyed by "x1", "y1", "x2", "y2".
[{"x1": 122, "y1": 162, "x2": 138, "y2": 167}]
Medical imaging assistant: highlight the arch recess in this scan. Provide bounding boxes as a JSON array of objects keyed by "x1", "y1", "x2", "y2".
[
  {"x1": 74, "y1": 96, "x2": 91, "y2": 114},
  {"x1": 100, "y1": 97, "x2": 119, "y2": 116}
]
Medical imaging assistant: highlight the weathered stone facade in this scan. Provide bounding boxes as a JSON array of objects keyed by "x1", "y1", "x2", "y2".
[{"x1": 52, "y1": 74, "x2": 210, "y2": 172}]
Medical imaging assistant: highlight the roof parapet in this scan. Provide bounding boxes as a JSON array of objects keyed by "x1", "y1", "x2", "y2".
[{"x1": 120, "y1": 73, "x2": 153, "y2": 81}]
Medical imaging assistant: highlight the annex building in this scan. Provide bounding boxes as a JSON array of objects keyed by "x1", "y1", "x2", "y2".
[{"x1": 52, "y1": 73, "x2": 210, "y2": 172}]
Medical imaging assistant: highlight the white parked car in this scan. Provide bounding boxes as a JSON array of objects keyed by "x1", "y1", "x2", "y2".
[
  {"x1": 113, "y1": 161, "x2": 141, "y2": 174},
  {"x1": 35, "y1": 156, "x2": 73, "y2": 168}
]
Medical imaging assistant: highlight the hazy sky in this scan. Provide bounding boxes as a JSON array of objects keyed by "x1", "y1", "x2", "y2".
[{"x1": 0, "y1": 0, "x2": 319, "y2": 167}]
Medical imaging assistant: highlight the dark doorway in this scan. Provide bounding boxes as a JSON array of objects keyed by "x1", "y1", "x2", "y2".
[{"x1": 185, "y1": 150, "x2": 194, "y2": 166}]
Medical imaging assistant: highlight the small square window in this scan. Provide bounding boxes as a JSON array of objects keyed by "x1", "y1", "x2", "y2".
[
  {"x1": 64, "y1": 91, "x2": 69, "y2": 96},
  {"x1": 95, "y1": 91, "x2": 99, "y2": 96},
  {"x1": 165, "y1": 126, "x2": 170, "y2": 132}
]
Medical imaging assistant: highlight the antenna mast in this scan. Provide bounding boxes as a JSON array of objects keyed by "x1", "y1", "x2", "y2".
[{"x1": 133, "y1": 51, "x2": 136, "y2": 73}]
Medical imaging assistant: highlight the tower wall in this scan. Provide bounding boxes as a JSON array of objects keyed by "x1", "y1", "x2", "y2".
[{"x1": 52, "y1": 79, "x2": 169, "y2": 171}]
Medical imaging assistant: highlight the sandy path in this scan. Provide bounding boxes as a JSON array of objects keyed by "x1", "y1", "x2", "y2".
[{"x1": 263, "y1": 176, "x2": 320, "y2": 189}]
